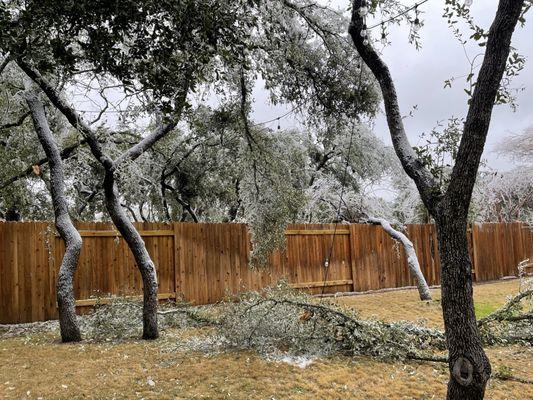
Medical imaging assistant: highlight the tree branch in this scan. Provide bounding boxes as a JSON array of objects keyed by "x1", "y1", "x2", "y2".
[
  {"x1": 16, "y1": 58, "x2": 114, "y2": 169},
  {"x1": 348, "y1": 1, "x2": 442, "y2": 214},
  {"x1": 367, "y1": 217, "x2": 432, "y2": 301},
  {"x1": 0, "y1": 139, "x2": 86, "y2": 190},
  {"x1": 446, "y1": 0, "x2": 526, "y2": 213},
  {"x1": 0, "y1": 111, "x2": 30, "y2": 131},
  {"x1": 477, "y1": 288, "x2": 532, "y2": 327}
]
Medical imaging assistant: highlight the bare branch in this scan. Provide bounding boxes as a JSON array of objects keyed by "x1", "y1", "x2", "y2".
[
  {"x1": 348, "y1": 1, "x2": 442, "y2": 214},
  {"x1": 16, "y1": 59, "x2": 114, "y2": 169},
  {"x1": 367, "y1": 217, "x2": 432, "y2": 301},
  {"x1": 114, "y1": 76, "x2": 190, "y2": 166}
]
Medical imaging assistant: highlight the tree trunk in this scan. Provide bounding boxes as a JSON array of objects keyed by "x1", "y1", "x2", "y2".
[
  {"x1": 18, "y1": 58, "x2": 189, "y2": 342},
  {"x1": 103, "y1": 170, "x2": 159, "y2": 339},
  {"x1": 26, "y1": 92, "x2": 82, "y2": 342},
  {"x1": 348, "y1": 1, "x2": 524, "y2": 397},
  {"x1": 368, "y1": 217, "x2": 432, "y2": 301},
  {"x1": 435, "y1": 213, "x2": 490, "y2": 399}
]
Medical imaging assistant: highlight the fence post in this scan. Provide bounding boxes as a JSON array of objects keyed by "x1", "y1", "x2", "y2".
[
  {"x1": 469, "y1": 224, "x2": 478, "y2": 282},
  {"x1": 349, "y1": 224, "x2": 358, "y2": 292},
  {"x1": 173, "y1": 222, "x2": 180, "y2": 299}
]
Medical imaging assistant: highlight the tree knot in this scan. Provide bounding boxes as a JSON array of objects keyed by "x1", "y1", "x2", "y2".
[{"x1": 452, "y1": 356, "x2": 474, "y2": 386}]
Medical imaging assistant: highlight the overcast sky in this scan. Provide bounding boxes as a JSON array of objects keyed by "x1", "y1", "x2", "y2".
[{"x1": 249, "y1": 0, "x2": 533, "y2": 171}]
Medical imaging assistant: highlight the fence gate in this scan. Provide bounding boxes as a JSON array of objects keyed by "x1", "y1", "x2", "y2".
[{"x1": 283, "y1": 225, "x2": 354, "y2": 295}]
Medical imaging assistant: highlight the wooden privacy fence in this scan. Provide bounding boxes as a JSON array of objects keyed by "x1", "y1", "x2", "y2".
[{"x1": 1, "y1": 221, "x2": 532, "y2": 324}]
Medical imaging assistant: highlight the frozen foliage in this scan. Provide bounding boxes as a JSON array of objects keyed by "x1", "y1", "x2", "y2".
[
  {"x1": 0, "y1": 320, "x2": 58, "y2": 339},
  {"x1": 79, "y1": 298, "x2": 146, "y2": 341},
  {"x1": 477, "y1": 288, "x2": 532, "y2": 346},
  {"x1": 215, "y1": 282, "x2": 446, "y2": 361},
  {"x1": 471, "y1": 168, "x2": 533, "y2": 223},
  {"x1": 78, "y1": 297, "x2": 212, "y2": 342},
  {"x1": 2, "y1": 281, "x2": 531, "y2": 363},
  {"x1": 478, "y1": 266, "x2": 532, "y2": 346},
  {"x1": 496, "y1": 124, "x2": 533, "y2": 164},
  {"x1": 239, "y1": 130, "x2": 308, "y2": 266},
  {"x1": 470, "y1": 126, "x2": 533, "y2": 223},
  {"x1": 302, "y1": 121, "x2": 395, "y2": 223}
]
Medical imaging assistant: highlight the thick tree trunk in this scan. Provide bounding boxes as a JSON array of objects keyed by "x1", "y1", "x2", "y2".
[
  {"x1": 103, "y1": 170, "x2": 159, "y2": 339},
  {"x1": 435, "y1": 213, "x2": 490, "y2": 399},
  {"x1": 349, "y1": 1, "x2": 524, "y2": 397},
  {"x1": 368, "y1": 217, "x2": 432, "y2": 301},
  {"x1": 26, "y1": 92, "x2": 82, "y2": 342}
]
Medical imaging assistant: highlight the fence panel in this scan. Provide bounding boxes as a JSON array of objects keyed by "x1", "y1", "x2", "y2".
[
  {"x1": 1, "y1": 221, "x2": 531, "y2": 324},
  {"x1": 471, "y1": 222, "x2": 529, "y2": 282}
]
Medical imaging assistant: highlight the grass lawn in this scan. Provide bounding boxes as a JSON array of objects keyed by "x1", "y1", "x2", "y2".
[
  {"x1": 1, "y1": 280, "x2": 531, "y2": 399},
  {"x1": 336, "y1": 279, "x2": 522, "y2": 329}
]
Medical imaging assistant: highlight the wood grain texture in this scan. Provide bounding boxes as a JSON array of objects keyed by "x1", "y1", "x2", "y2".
[{"x1": 1, "y1": 222, "x2": 531, "y2": 323}]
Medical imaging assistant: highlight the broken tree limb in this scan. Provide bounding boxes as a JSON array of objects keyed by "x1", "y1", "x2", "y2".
[
  {"x1": 477, "y1": 288, "x2": 533, "y2": 328},
  {"x1": 367, "y1": 217, "x2": 432, "y2": 301}
]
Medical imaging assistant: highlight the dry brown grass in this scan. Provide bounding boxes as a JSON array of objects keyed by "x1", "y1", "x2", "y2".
[
  {"x1": 0, "y1": 280, "x2": 531, "y2": 400},
  {"x1": 336, "y1": 279, "x2": 521, "y2": 329}
]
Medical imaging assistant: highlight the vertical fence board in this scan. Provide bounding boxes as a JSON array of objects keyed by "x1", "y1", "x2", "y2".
[{"x1": 1, "y1": 221, "x2": 532, "y2": 323}]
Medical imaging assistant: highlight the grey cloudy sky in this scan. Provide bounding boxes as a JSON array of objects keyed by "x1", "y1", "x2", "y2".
[{"x1": 250, "y1": 0, "x2": 533, "y2": 171}]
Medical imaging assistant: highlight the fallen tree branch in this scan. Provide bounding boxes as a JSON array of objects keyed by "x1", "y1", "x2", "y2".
[
  {"x1": 157, "y1": 307, "x2": 217, "y2": 326},
  {"x1": 477, "y1": 289, "x2": 533, "y2": 327},
  {"x1": 367, "y1": 217, "x2": 432, "y2": 301},
  {"x1": 220, "y1": 286, "x2": 447, "y2": 363},
  {"x1": 493, "y1": 373, "x2": 533, "y2": 385}
]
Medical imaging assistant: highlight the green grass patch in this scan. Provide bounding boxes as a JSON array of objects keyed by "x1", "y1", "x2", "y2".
[{"x1": 474, "y1": 302, "x2": 498, "y2": 319}]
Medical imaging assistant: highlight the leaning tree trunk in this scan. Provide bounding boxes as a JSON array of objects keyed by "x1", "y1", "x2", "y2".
[
  {"x1": 103, "y1": 170, "x2": 159, "y2": 339},
  {"x1": 436, "y1": 213, "x2": 490, "y2": 399},
  {"x1": 25, "y1": 92, "x2": 83, "y2": 342},
  {"x1": 368, "y1": 217, "x2": 432, "y2": 300}
]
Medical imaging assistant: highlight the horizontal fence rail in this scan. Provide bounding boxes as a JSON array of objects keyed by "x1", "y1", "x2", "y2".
[{"x1": 1, "y1": 221, "x2": 531, "y2": 324}]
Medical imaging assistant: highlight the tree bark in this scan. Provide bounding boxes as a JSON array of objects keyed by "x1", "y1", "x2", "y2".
[
  {"x1": 103, "y1": 170, "x2": 159, "y2": 339},
  {"x1": 25, "y1": 92, "x2": 83, "y2": 342},
  {"x1": 349, "y1": 1, "x2": 524, "y2": 398},
  {"x1": 18, "y1": 60, "x2": 189, "y2": 340},
  {"x1": 368, "y1": 217, "x2": 432, "y2": 301},
  {"x1": 435, "y1": 213, "x2": 490, "y2": 399}
]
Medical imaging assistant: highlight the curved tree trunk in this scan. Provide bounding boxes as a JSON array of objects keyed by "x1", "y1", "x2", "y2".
[
  {"x1": 18, "y1": 62, "x2": 189, "y2": 340},
  {"x1": 25, "y1": 92, "x2": 83, "y2": 342},
  {"x1": 103, "y1": 170, "x2": 159, "y2": 339},
  {"x1": 368, "y1": 217, "x2": 432, "y2": 301}
]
